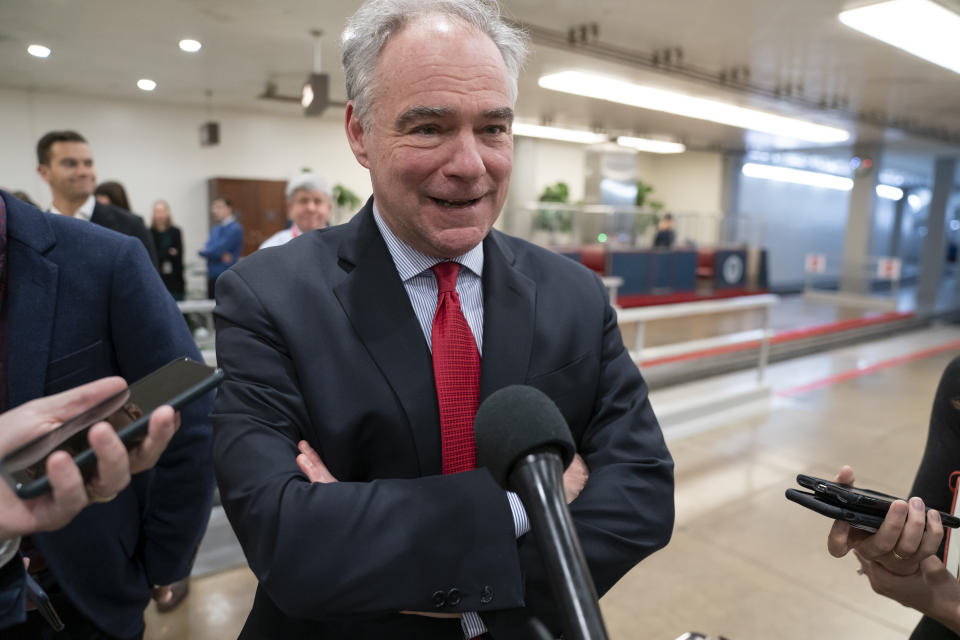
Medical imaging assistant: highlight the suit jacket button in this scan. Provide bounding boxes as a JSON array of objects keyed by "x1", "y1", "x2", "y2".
[
  {"x1": 446, "y1": 588, "x2": 462, "y2": 607},
  {"x1": 480, "y1": 585, "x2": 494, "y2": 604},
  {"x1": 432, "y1": 590, "x2": 446, "y2": 608}
]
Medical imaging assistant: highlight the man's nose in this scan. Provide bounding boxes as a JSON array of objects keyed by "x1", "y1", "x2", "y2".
[{"x1": 442, "y1": 131, "x2": 486, "y2": 181}]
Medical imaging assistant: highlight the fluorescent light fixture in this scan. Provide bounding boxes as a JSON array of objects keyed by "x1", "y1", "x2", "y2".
[
  {"x1": 743, "y1": 163, "x2": 903, "y2": 199},
  {"x1": 137, "y1": 78, "x2": 157, "y2": 91},
  {"x1": 742, "y1": 163, "x2": 853, "y2": 190},
  {"x1": 875, "y1": 184, "x2": 904, "y2": 200},
  {"x1": 539, "y1": 71, "x2": 850, "y2": 144},
  {"x1": 511, "y1": 122, "x2": 607, "y2": 144},
  {"x1": 616, "y1": 136, "x2": 686, "y2": 154},
  {"x1": 179, "y1": 39, "x2": 202, "y2": 53},
  {"x1": 839, "y1": 0, "x2": 960, "y2": 75},
  {"x1": 27, "y1": 44, "x2": 51, "y2": 58}
]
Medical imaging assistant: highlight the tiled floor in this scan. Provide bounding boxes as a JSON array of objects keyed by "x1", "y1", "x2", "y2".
[{"x1": 145, "y1": 325, "x2": 960, "y2": 639}]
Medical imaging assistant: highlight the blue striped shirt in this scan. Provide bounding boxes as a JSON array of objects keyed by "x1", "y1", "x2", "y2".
[{"x1": 373, "y1": 206, "x2": 528, "y2": 638}]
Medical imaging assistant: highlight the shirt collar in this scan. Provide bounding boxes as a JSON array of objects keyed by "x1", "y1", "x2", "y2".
[
  {"x1": 372, "y1": 203, "x2": 484, "y2": 283},
  {"x1": 219, "y1": 215, "x2": 237, "y2": 226},
  {"x1": 50, "y1": 194, "x2": 96, "y2": 221}
]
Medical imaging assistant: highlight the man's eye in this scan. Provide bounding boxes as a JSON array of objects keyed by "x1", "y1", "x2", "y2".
[
  {"x1": 484, "y1": 125, "x2": 508, "y2": 135},
  {"x1": 414, "y1": 125, "x2": 440, "y2": 135}
]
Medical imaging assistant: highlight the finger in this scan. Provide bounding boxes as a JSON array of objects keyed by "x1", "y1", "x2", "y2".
[
  {"x1": 893, "y1": 497, "x2": 929, "y2": 559},
  {"x1": 828, "y1": 519, "x2": 854, "y2": 557},
  {"x1": 296, "y1": 442, "x2": 337, "y2": 483},
  {"x1": 836, "y1": 465, "x2": 855, "y2": 485},
  {"x1": 916, "y1": 508, "x2": 945, "y2": 559},
  {"x1": 128, "y1": 406, "x2": 178, "y2": 475},
  {"x1": 856, "y1": 500, "x2": 909, "y2": 559},
  {"x1": 44, "y1": 377, "x2": 128, "y2": 423},
  {"x1": 38, "y1": 450, "x2": 89, "y2": 530},
  {"x1": 87, "y1": 423, "x2": 131, "y2": 497}
]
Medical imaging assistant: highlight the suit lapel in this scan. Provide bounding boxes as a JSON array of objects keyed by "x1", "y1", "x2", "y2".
[
  {"x1": 4, "y1": 196, "x2": 58, "y2": 408},
  {"x1": 332, "y1": 203, "x2": 442, "y2": 476},
  {"x1": 478, "y1": 231, "x2": 536, "y2": 401}
]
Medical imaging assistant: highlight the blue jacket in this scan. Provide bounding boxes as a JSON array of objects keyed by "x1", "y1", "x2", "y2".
[
  {"x1": 2, "y1": 191, "x2": 215, "y2": 637},
  {"x1": 199, "y1": 218, "x2": 243, "y2": 279}
]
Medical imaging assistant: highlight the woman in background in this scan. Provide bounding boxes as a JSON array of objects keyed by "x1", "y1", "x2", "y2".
[
  {"x1": 150, "y1": 200, "x2": 185, "y2": 300},
  {"x1": 94, "y1": 180, "x2": 132, "y2": 211}
]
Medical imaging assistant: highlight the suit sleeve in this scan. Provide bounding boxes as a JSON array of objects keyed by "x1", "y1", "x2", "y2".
[
  {"x1": 212, "y1": 268, "x2": 526, "y2": 619},
  {"x1": 131, "y1": 216, "x2": 159, "y2": 270},
  {"x1": 0, "y1": 558, "x2": 26, "y2": 630},
  {"x1": 109, "y1": 239, "x2": 215, "y2": 585},
  {"x1": 487, "y1": 274, "x2": 675, "y2": 638}
]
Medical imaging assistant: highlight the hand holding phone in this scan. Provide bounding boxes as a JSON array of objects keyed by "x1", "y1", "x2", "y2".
[
  {"x1": 788, "y1": 467, "x2": 947, "y2": 578},
  {"x1": 0, "y1": 378, "x2": 177, "y2": 540},
  {"x1": 1, "y1": 358, "x2": 222, "y2": 500}
]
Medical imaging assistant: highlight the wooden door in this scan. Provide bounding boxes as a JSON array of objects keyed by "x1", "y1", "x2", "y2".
[{"x1": 207, "y1": 178, "x2": 287, "y2": 256}]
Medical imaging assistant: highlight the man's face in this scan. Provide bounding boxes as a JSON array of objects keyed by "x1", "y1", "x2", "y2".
[
  {"x1": 345, "y1": 16, "x2": 514, "y2": 258},
  {"x1": 38, "y1": 141, "x2": 96, "y2": 202},
  {"x1": 288, "y1": 189, "x2": 332, "y2": 233},
  {"x1": 211, "y1": 199, "x2": 231, "y2": 221}
]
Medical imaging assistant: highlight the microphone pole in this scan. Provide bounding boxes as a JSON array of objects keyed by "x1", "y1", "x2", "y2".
[
  {"x1": 474, "y1": 385, "x2": 609, "y2": 640},
  {"x1": 509, "y1": 451, "x2": 609, "y2": 640}
]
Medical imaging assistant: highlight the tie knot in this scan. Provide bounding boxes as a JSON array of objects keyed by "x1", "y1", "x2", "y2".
[{"x1": 431, "y1": 261, "x2": 461, "y2": 294}]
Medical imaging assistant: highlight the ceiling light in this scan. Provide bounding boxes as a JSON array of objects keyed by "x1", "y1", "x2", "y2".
[
  {"x1": 875, "y1": 184, "x2": 904, "y2": 200},
  {"x1": 137, "y1": 78, "x2": 157, "y2": 91},
  {"x1": 512, "y1": 123, "x2": 608, "y2": 144},
  {"x1": 742, "y1": 163, "x2": 853, "y2": 190},
  {"x1": 616, "y1": 136, "x2": 686, "y2": 154},
  {"x1": 179, "y1": 39, "x2": 202, "y2": 53},
  {"x1": 539, "y1": 71, "x2": 850, "y2": 144},
  {"x1": 839, "y1": 0, "x2": 960, "y2": 75},
  {"x1": 743, "y1": 163, "x2": 903, "y2": 200},
  {"x1": 27, "y1": 44, "x2": 51, "y2": 58}
]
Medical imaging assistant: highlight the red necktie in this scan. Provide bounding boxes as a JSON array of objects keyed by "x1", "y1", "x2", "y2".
[{"x1": 431, "y1": 262, "x2": 480, "y2": 475}]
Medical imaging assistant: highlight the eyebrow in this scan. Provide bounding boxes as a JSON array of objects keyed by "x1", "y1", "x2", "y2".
[{"x1": 394, "y1": 105, "x2": 515, "y2": 130}]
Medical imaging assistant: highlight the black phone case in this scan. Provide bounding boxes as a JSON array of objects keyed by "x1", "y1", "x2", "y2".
[
  {"x1": 796, "y1": 474, "x2": 960, "y2": 528},
  {"x1": 786, "y1": 488, "x2": 885, "y2": 531},
  {"x1": 14, "y1": 366, "x2": 224, "y2": 499}
]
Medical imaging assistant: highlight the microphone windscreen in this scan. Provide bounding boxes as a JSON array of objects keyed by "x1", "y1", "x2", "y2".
[{"x1": 474, "y1": 385, "x2": 575, "y2": 488}]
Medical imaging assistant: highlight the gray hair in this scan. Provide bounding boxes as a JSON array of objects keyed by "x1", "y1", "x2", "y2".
[
  {"x1": 341, "y1": 0, "x2": 528, "y2": 128},
  {"x1": 286, "y1": 173, "x2": 330, "y2": 200}
]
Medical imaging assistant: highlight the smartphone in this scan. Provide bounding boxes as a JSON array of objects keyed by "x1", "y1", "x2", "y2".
[
  {"x1": 796, "y1": 474, "x2": 960, "y2": 528},
  {"x1": 0, "y1": 358, "x2": 223, "y2": 499},
  {"x1": 785, "y1": 488, "x2": 886, "y2": 532}
]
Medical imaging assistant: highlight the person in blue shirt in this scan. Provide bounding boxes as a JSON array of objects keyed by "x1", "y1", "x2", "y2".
[{"x1": 198, "y1": 197, "x2": 244, "y2": 299}]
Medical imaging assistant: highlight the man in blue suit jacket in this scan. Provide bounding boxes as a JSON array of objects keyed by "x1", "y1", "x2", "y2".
[
  {"x1": 199, "y1": 197, "x2": 244, "y2": 299},
  {"x1": 1, "y1": 190, "x2": 215, "y2": 639}
]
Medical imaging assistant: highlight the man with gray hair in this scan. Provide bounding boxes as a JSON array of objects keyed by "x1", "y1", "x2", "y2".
[
  {"x1": 213, "y1": 0, "x2": 674, "y2": 638},
  {"x1": 258, "y1": 173, "x2": 333, "y2": 249}
]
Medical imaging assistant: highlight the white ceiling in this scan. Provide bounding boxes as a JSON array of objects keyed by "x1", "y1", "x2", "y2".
[{"x1": 2, "y1": 0, "x2": 960, "y2": 176}]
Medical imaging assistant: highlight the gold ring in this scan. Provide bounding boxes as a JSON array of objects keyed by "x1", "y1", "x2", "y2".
[
  {"x1": 892, "y1": 550, "x2": 906, "y2": 561},
  {"x1": 88, "y1": 491, "x2": 117, "y2": 504}
]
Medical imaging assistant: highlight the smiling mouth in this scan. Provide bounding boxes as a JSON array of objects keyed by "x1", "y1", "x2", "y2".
[{"x1": 430, "y1": 197, "x2": 481, "y2": 209}]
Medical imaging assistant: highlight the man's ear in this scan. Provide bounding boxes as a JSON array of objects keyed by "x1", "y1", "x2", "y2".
[
  {"x1": 344, "y1": 101, "x2": 371, "y2": 169},
  {"x1": 37, "y1": 164, "x2": 50, "y2": 184}
]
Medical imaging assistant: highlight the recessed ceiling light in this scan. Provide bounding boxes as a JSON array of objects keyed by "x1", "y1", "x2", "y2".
[
  {"x1": 27, "y1": 44, "x2": 51, "y2": 58},
  {"x1": 539, "y1": 71, "x2": 850, "y2": 144},
  {"x1": 616, "y1": 136, "x2": 686, "y2": 154},
  {"x1": 179, "y1": 39, "x2": 202, "y2": 53},
  {"x1": 512, "y1": 123, "x2": 608, "y2": 144},
  {"x1": 137, "y1": 78, "x2": 157, "y2": 91},
  {"x1": 839, "y1": 0, "x2": 960, "y2": 75}
]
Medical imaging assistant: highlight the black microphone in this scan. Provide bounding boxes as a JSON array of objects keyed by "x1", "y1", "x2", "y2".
[{"x1": 474, "y1": 385, "x2": 610, "y2": 640}]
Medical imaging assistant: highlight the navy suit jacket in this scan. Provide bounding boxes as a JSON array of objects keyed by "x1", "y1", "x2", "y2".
[
  {"x1": 213, "y1": 200, "x2": 674, "y2": 639},
  {"x1": 2, "y1": 191, "x2": 215, "y2": 637},
  {"x1": 91, "y1": 200, "x2": 159, "y2": 270}
]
